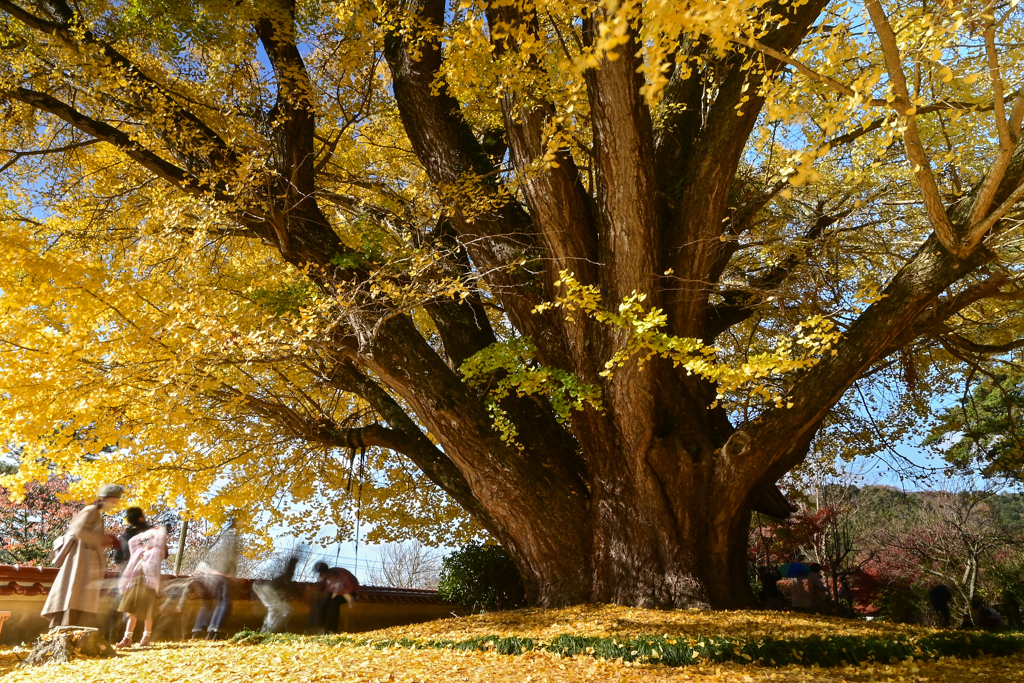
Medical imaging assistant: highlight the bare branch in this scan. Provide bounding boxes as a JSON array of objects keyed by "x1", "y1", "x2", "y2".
[
  {"x1": 937, "y1": 330, "x2": 1024, "y2": 355},
  {"x1": 0, "y1": 87, "x2": 202, "y2": 194},
  {"x1": 984, "y1": 22, "x2": 1013, "y2": 150}
]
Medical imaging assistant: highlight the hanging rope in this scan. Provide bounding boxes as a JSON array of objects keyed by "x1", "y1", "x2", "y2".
[
  {"x1": 344, "y1": 428, "x2": 358, "y2": 493},
  {"x1": 353, "y1": 446, "x2": 366, "y2": 578},
  {"x1": 343, "y1": 427, "x2": 368, "y2": 576}
]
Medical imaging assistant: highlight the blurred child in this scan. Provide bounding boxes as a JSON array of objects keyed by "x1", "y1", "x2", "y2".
[{"x1": 115, "y1": 525, "x2": 168, "y2": 648}]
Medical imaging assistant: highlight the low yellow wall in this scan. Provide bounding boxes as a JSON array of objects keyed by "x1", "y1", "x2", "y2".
[
  {"x1": 0, "y1": 591, "x2": 460, "y2": 644},
  {"x1": 0, "y1": 595, "x2": 50, "y2": 645},
  {"x1": 0, "y1": 565, "x2": 461, "y2": 645}
]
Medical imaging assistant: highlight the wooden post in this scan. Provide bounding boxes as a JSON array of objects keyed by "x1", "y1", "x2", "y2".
[{"x1": 174, "y1": 518, "x2": 188, "y2": 575}]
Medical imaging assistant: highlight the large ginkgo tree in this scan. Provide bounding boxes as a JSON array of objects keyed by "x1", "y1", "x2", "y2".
[{"x1": 2, "y1": 0, "x2": 1024, "y2": 607}]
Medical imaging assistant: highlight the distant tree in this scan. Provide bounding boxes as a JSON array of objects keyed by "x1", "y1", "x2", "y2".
[
  {"x1": 853, "y1": 486, "x2": 920, "y2": 521},
  {"x1": 988, "y1": 493, "x2": 1024, "y2": 537},
  {"x1": 856, "y1": 554, "x2": 926, "y2": 624},
  {"x1": 876, "y1": 481, "x2": 1020, "y2": 609},
  {"x1": 438, "y1": 542, "x2": 526, "y2": 612},
  {"x1": 256, "y1": 542, "x2": 314, "y2": 582},
  {"x1": 367, "y1": 541, "x2": 442, "y2": 590},
  {"x1": 750, "y1": 504, "x2": 860, "y2": 610},
  {"x1": 751, "y1": 460, "x2": 877, "y2": 611},
  {"x1": 0, "y1": 466, "x2": 81, "y2": 565},
  {"x1": 234, "y1": 541, "x2": 276, "y2": 580},
  {"x1": 925, "y1": 368, "x2": 1024, "y2": 480},
  {"x1": 989, "y1": 550, "x2": 1024, "y2": 613},
  {"x1": 162, "y1": 519, "x2": 229, "y2": 576}
]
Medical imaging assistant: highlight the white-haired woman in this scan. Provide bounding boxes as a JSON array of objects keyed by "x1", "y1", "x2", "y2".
[{"x1": 42, "y1": 484, "x2": 123, "y2": 628}]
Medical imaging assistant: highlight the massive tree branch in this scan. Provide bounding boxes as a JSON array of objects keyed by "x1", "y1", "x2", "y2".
[
  {"x1": 575, "y1": 15, "x2": 662, "y2": 460},
  {"x1": 255, "y1": 0, "x2": 324, "y2": 259},
  {"x1": 665, "y1": 0, "x2": 830, "y2": 339},
  {"x1": 581, "y1": 16, "x2": 658, "y2": 306},
  {"x1": 744, "y1": 132, "x2": 1024, "y2": 495},
  {"x1": 485, "y1": 3, "x2": 598, "y2": 289},
  {"x1": 0, "y1": 0, "x2": 236, "y2": 169},
  {"x1": 865, "y1": 0, "x2": 964, "y2": 256},
  {"x1": 653, "y1": 35, "x2": 708, "y2": 224},
  {"x1": 380, "y1": 0, "x2": 575, "y2": 373},
  {"x1": 350, "y1": 312, "x2": 593, "y2": 603},
  {"x1": 743, "y1": 236, "x2": 991, "y2": 491}
]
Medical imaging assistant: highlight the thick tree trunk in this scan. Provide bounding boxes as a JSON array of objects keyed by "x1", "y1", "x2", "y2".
[
  {"x1": 366, "y1": 0, "x2": 831, "y2": 610},
  {"x1": 501, "y1": 435, "x2": 757, "y2": 609},
  {"x1": 586, "y1": 469, "x2": 755, "y2": 608}
]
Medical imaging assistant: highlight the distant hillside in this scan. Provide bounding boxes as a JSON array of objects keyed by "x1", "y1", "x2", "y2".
[{"x1": 813, "y1": 484, "x2": 1024, "y2": 534}]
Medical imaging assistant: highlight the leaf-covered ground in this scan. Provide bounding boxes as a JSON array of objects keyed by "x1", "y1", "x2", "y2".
[
  {"x1": 3, "y1": 607, "x2": 1023, "y2": 682},
  {"x1": 360, "y1": 605, "x2": 938, "y2": 641},
  {"x1": 3, "y1": 640, "x2": 1024, "y2": 682}
]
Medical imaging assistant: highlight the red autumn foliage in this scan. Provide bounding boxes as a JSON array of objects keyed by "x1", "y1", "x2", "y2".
[{"x1": 0, "y1": 475, "x2": 82, "y2": 566}]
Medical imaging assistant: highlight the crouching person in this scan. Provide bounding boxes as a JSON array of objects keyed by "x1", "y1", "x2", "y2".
[{"x1": 307, "y1": 562, "x2": 359, "y2": 634}]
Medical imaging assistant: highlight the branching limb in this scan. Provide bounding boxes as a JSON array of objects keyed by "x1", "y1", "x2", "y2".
[
  {"x1": 665, "y1": 0, "x2": 829, "y2": 340},
  {"x1": 817, "y1": 99, "x2": 1003, "y2": 154},
  {"x1": 255, "y1": 0, "x2": 319, "y2": 215},
  {"x1": 862, "y1": 273, "x2": 1021, "y2": 358},
  {"x1": 326, "y1": 359, "x2": 502, "y2": 533},
  {"x1": 0, "y1": 0, "x2": 236, "y2": 168},
  {"x1": 485, "y1": 0, "x2": 598, "y2": 289},
  {"x1": 0, "y1": 87, "x2": 206, "y2": 195},
  {"x1": 965, "y1": 174, "x2": 1024, "y2": 244},
  {"x1": 379, "y1": 0, "x2": 574, "y2": 371},
  {"x1": 0, "y1": 139, "x2": 98, "y2": 173},
  {"x1": 706, "y1": 207, "x2": 852, "y2": 338},
  {"x1": 739, "y1": 36, "x2": 888, "y2": 106},
  {"x1": 936, "y1": 330, "x2": 1024, "y2": 356},
  {"x1": 237, "y1": 389, "x2": 394, "y2": 449},
  {"x1": 865, "y1": 0, "x2": 962, "y2": 256},
  {"x1": 984, "y1": 18, "x2": 1013, "y2": 150}
]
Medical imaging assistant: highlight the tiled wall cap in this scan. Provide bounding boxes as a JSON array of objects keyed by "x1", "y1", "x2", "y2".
[{"x1": 0, "y1": 565, "x2": 448, "y2": 605}]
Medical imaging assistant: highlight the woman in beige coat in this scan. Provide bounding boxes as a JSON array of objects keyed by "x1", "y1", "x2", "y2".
[{"x1": 41, "y1": 484, "x2": 123, "y2": 628}]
